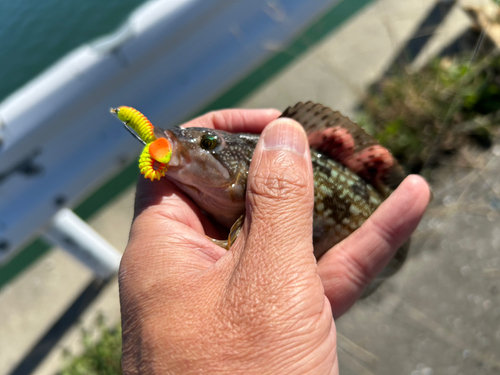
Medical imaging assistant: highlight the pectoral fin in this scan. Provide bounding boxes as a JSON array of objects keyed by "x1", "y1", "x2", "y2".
[{"x1": 207, "y1": 215, "x2": 245, "y2": 250}]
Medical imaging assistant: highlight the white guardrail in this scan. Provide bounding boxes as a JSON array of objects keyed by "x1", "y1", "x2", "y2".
[{"x1": 0, "y1": 0, "x2": 339, "y2": 277}]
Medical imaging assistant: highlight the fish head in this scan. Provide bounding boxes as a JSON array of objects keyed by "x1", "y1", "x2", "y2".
[{"x1": 155, "y1": 126, "x2": 258, "y2": 227}]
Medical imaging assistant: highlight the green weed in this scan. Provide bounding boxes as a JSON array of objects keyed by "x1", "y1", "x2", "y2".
[{"x1": 59, "y1": 316, "x2": 122, "y2": 375}]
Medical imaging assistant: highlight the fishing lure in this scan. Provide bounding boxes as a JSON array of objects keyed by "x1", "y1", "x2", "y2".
[{"x1": 110, "y1": 106, "x2": 172, "y2": 181}]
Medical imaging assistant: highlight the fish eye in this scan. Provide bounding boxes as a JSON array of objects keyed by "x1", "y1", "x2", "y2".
[{"x1": 200, "y1": 134, "x2": 219, "y2": 150}]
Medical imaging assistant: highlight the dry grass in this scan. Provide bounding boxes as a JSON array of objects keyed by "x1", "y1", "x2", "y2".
[{"x1": 360, "y1": 55, "x2": 500, "y2": 174}]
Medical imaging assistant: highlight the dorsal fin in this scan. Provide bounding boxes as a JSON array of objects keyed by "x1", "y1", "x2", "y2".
[{"x1": 280, "y1": 101, "x2": 406, "y2": 198}]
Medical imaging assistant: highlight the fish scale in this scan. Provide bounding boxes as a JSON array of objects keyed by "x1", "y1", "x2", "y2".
[{"x1": 311, "y1": 150, "x2": 384, "y2": 259}]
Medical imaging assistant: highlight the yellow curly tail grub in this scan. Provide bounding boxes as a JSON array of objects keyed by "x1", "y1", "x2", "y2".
[
  {"x1": 111, "y1": 106, "x2": 172, "y2": 181},
  {"x1": 138, "y1": 145, "x2": 168, "y2": 181},
  {"x1": 113, "y1": 106, "x2": 156, "y2": 144}
]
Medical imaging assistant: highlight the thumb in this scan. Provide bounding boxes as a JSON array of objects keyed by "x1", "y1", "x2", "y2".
[{"x1": 236, "y1": 118, "x2": 315, "y2": 269}]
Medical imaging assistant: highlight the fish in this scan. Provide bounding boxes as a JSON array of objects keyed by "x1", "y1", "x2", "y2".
[{"x1": 115, "y1": 102, "x2": 409, "y2": 296}]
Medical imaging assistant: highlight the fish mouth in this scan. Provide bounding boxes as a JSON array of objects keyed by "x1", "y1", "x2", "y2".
[
  {"x1": 153, "y1": 128, "x2": 187, "y2": 168},
  {"x1": 171, "y1": 179, "x2": 201, "y2": 196}
]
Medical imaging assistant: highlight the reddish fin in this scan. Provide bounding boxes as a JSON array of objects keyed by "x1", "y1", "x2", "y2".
[{"x1": 280, "y1": 102, "x2": 406, "y2": 197}]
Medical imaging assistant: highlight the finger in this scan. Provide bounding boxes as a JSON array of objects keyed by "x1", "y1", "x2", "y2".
[
  {"x1": 232, "y1": 118, "x2": 316, "y2": 273},
  {"x1": 182, "y1": 108, "x2": 281, "y2": 133},
  {"x1": 317, "y1": 175, "x2": 430, "y2": 318}
]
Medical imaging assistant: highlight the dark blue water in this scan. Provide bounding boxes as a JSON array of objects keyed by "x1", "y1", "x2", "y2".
[{"x1": 0, "y1": 0, "x2": 148, "y2": 102}]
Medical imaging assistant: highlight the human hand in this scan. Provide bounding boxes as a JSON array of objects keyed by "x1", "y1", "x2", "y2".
[{"x1": 119, "y1": 109, "x2": 430, "y2": 374}]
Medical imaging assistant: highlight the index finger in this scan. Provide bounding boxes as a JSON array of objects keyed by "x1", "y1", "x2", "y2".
[{"x1": 182, "y1": 108, "x2": 281, "y2": 133}]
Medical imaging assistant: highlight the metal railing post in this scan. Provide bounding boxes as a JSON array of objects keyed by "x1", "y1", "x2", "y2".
[{"x1": 43, "y1": 208, "x2": 121, "y2": 279}]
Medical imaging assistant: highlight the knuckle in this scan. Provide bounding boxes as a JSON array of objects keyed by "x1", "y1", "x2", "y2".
[
  {"x1": 369, "y1": 215, "x2": 397, "y2": 248},
  {"x1": 336, "y1": 248, "x2": 374, "y2": 291},
  {"x1": 249, "y1": 154, "x2": 310, "y2": 203},
  {"x1": 207, "y1": 110, "x2": 231, "y2": 128}
]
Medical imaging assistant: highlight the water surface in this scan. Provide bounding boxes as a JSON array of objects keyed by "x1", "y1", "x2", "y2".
[{"x1": 0, "y1": 0, "x2": 148, "y2": 102}]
